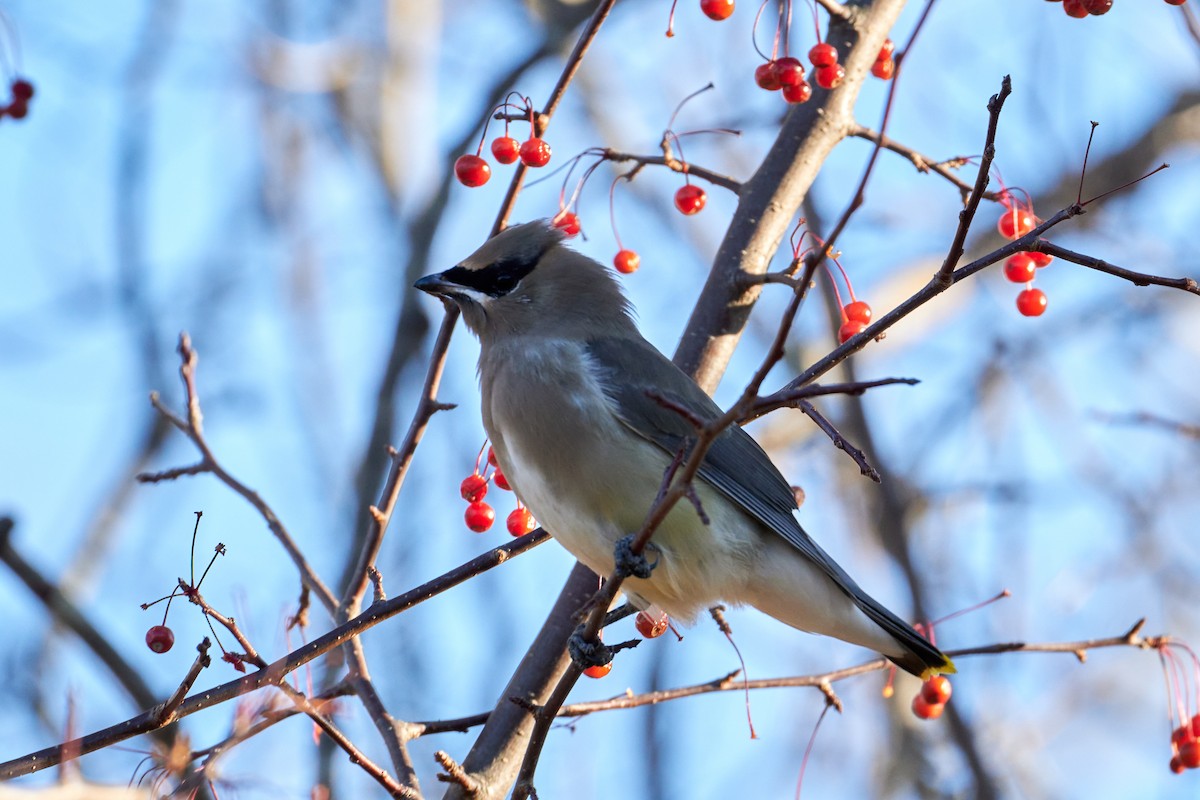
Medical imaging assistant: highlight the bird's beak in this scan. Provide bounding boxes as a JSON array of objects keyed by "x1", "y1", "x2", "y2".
[{"x1": 414, "y1": 272, "x2": 454, "y2": 296}]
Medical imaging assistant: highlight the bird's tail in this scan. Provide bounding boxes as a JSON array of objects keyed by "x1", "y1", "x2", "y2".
[{"x1": 854, "y1": 593, "x2": 955, "y2": 679}]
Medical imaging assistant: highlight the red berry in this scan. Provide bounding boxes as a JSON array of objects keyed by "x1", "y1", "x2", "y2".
[
  {"x1": 808, "y1": 43, "x2": 838, "y2": 67},
  {"x1": 814, "y1": 63, "x2": 846, "y2": 90},
  {"x1": 487, "y1": 447, "x2": 498, "y2": 467},
  {"x1": 1164, "y1": 0, "x2": 1187, "y2": 5},
  {"x1": 583, "y1": 662, "x2": 612, "y2": 678},
  {"x1": 1180, "y1": 740, "x2": 1200, "y2": 769},
  {"x1": 838, "y1": 319, "x2": 867, "y2": 343},
  {"x1": 553, "y1": 211, "x2": 581, "y2": 237},
  {"x1": 454, "y1": 154, "x2": 491, "y2": 187},
  {"x1": 674, "y1": 184, "x2": 707, "y2": 215},
  {"x1": 844, "y1": 300, "x2": 873, "y2": 324},
  {"x1": 1171, "y1": 724, "x2": 1192, "y2": 746},
  {"x1": 1004, "y1": 253, "x2": 1037, "y2": 283},
  {"x1": 1083, "y1": 0, "x2": 1112, "y2": 12},
  {"x1": 460, "y1": 473, "x2": 488, "y2": 503},
  {"x1": 519, "y1": 137, "x2": 552, "y2": 168},
  {"x1": 146, "y1": 625, "x2": 175, "y2": 654},
  {"x1": 911, "y1": 694, "x2": 944, "y2": 720},
  {"x1": 1027, "y1": 250, "x2": 1054, "y2": 268},
  {"x1": 635, "y1": 611, "x2": 669, "y2": 638},
  {"x1": 5, "y1": 101, "x2": 28, "y2": 120},
  {"x1": 755, "y1": 61, "x2": 781, "y2": 91},
  {"x1": 921, "y1": 675, "x2": 953, "y2": 705},
  {"x1": 699, "y1": 0, "x2": 735, "y2": 20},
  {"x1": 1192, "y1": 713, "x2": 1200, "y2": 738},
  {"x1": 614, "y1": 249, "x2": 641, "y2": 274},
  {"x1": 997, "y1": 207, "x2": 1036, "y2": 239},
  {"x1": 1016, "y1": 287, "x2": 1048, "y2": 317},
  {"x1": 11, "y1": 79, "x2": 34, "y2": 101},
  {"x1": 506, "y1": 507, "x2": 536, "y2": 536},
  {"x1": 1063, "y1": 0, "x2": 1089, "y2": 17},
  {"x1": 493, "y1": 466, "x2": 511, "y2": 491},
  {"x1": 876, "y1": 39, "x2": 895, "y2": 62},
  {"x1": 491, "y1": 136, "x2": 520, "y2": 164},
  {"x1": 871, "y1": 58, "x2": 895, "y2": 80},
  {"x1": 465, "y1": 501, "x2": 495, "y2": 533},
  {"x1": 782, "y1": 80, "x2": 813, "y2": 104},
  {"x1": 772, "y1": 57, "x2": 805, "y2": 87},
  {"x1": 1171, "y1": 755, "x2": 1186, "y2": 775}
]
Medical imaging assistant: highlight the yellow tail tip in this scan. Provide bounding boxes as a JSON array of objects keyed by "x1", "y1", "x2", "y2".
[{"x1": 919, "y1": 656, "x2": 957, "y2": 680}]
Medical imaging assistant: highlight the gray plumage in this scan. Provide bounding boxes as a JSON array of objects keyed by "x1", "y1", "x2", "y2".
[{"x1": 415, "y1": 220, "x2": 952, "y2": 678}]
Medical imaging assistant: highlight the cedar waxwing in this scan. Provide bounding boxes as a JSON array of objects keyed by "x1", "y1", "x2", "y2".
[{"x1": 415, "y1": 220, "x2": 953, "y2": 678}]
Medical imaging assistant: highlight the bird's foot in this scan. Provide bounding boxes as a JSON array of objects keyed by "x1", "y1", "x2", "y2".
[
  {"x1": 567, "y1": 625, "x2": 641, "y2": 670},
  {"x1": 613, "y1": 535, "x2": 659, "y2": 580},
  {"x1": 567, "y1": 628, "x2": 612, "y2": 670}
]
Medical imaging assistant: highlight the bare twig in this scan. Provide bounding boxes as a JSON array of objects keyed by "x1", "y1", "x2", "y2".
[
  {"x1": 747, "y1": 377, "x2": 920, "y2": 421},
  {"x1": 0, "y1": 531, "x2": 548, "y2": 779},
  {"x1": 1032, "y1": 240, "x2": 1199, "y2": 295},
  {"x1": 140, "y1": 334, "x2": 339, "y2": 615},
  {"x1": 848, "y1": 124, "x2": 997, "y2": 202},
  {"x1": 601, "y1": 148, "x2": 742, "y2": 193},
  {"x1": 934, "y1": 76, "x2": 1012, "y2": 285}
]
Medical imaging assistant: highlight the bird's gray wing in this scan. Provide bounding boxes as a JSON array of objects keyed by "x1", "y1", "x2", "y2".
[
  {"x1": 585, "y1": 335, "x2": 860, "y2": 591},
  {"x1": 586, "y1": 336, "x2": 951, "y2": 676}
]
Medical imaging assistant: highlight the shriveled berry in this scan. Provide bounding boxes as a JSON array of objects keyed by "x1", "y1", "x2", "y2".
[
  {"x1": 838, "y1": 319, "x2": 867, "y2": 343},
  {"x1": 519, "y1": 137, "x2": 552, "y2": 168},
  {"x1": 553, "y1": 211, "x2": 581, "y2": 237},
  {"x1": 772, "y1": 57, "x2": 805, "y2": 87},
  {"x1": 844, "y1": 300, "x2": 873, "y2": 324},
  {"x1": 871, "y1": 58, "x2": 895, "y2": 80},
  {"x1": 506, "y1": 507, "x2": 536, "y2": 536},
  {"x1": 997, "y1": 208, "x2": 1036, "y2": 239},
  {"x1": 911, "y1": 694, "x2": 944, "y2": 720},
  {"x1": 700, "y1": 0, "x2": 734, "y2": 20},
  {"x1": 146, "y1": 625, "x2": 175, "y2": 654},
  {"x1": 674, "y1": 184, "x2": 707, "y2": 215},
  {"x1": 454, "y1": 154, "x2": 491, "y2": 187},
  {"x1": 1004, "y1": 253, "x2": 1037, "y2": 283},
  {"x1": 921, "y1": 675, "x2": 953, "y2": 705},
  {"x1": 465, "y1": 501, "x2": 495, "y2": 533},
  {"x1": 782, "y1": 80, "x2": 812, "y2": 104},
  {"x1": 755, "y1": 61, "x2": 781, "y2": 91},
  {"x1": 583, "y1": 662, "x2": 612, "y2": 678},
  {"x1": 1016, "y1": 287, "x2": 1048, "y2": 317},
  {"x1": 493, "y1": 466, "x2": 511, "y2": 491},
  {"x1": 808, "y1": 43, "x2": 838, "y2": 67},
  {"x1": 614, "y1": 249, "x2": 641, "y2": 274},
  {"x1": 461, "y1": 473, "x2": 488, "y2": 503},
  {"x1": 491, "y1": 136, "x2": 520, "y2": 164},
  {"x1": 814, "y1": 63, "x2": 845, "y2": 90},
  {"x1": 635, "y1": 611, "x2": 669, "y2": 638}
]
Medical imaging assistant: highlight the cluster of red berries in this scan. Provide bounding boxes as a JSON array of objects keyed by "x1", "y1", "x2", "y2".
[
  {"x1": 460, "y1": 444, "x2": 537, "y2": 536},
  {"x1": 1170, "y1": 715, "x2": 1200, "y2": 774},
  {"x1": 0, "y1": 78, "x2": 33, "y2": 122},
  {"x1": 871, "y1": 39, "x2": 896, "y2": 80},
  {"x1": 1054, "y1": 0, "x2": 1186, "y2": 16},
  {"x1": 911, "y1": 674, "x2": 953, "y2": 720},
  {"x1": 753, "y1": 41, "x2": 862, "y2": 104},
  {"x1": 996, "y1": 196, "x2": 1050, "y2": 317},
  {"x1": 838, "y1": 300, "x2": 874, "y2": 343},
  {"x1": 455, "y1": 97, "x2": 552, "y2": 188}
]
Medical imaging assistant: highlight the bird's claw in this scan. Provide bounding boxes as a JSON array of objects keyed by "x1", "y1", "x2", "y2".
[
  {"x1": 568, "y1": 628, "x2": 612, "y2": 670},
  {"x1": 614, "y1": 535, "x2": 659, "y2": 579}
]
